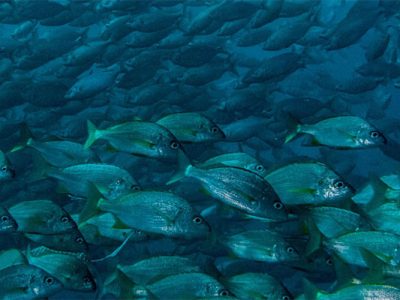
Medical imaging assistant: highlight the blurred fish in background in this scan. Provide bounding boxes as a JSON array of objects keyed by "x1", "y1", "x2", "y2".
[{"x1": 0, "y1": 0, "x2": 399, "y2": 299}]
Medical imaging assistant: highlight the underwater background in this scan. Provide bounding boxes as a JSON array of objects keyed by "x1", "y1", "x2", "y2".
[{"x1": 0, "y1": 0, "x2": 400, "y2": 299}]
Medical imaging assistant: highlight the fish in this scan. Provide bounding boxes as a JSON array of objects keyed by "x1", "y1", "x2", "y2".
[
  {"x1": 26, "y1": 246, "x2": 96, "y2": 292},
  {"x1": 137, "y1": 272, "x2": 230, "y2": 300},
  {"x1": 0, "y1": 264, "x2": 63, "y2": 299},
  {"x1": 303, "y1": 282, "x2": 400, "y2": 300},
  {"x1": 0, "y1": 206, "x2": 18, "y2": 233},
  {"x1": 82, "y1": 189, "x2": 210, "y2": 239},
  {"x1": 265, "y1": 162, "x2": 354, "y2": 206},
  {"x1": 156, "y1": 112, "x2": 225, "y2": 143},
  {"x1": 78, "y1": 212, "x2": 149, "y2": 245},
  {"x1": 117, "y1": 255, "x2": 202, "y2": 285},
  {"x1": 24, "y1": 228, "x2": 88, "y2": 253},
  {"x1": 168, "y1": 151, "x2": 287, "y2": 221},
  {"x1": 199, "y1": 152, "x2": 268, "y2": 178},
  {"x1": 46, "y1": 163, "x2": 140, "y2": 200},
  {"x1": 326, "y1": 231, "x2": 400, "y2": 267},
  {"x1": 285, "y1": 116, "x2": 387, "y2": 148},
  {"x1": 223, "y1": 272, "x2": 292, "y2": 300},
  {"x1": 222, "y1": 230, "x2": 300, "y2": 263},
  {"x1": 8, "y1": 200, "x2": 76, "y2": 235},
  {"x1": 84, "y1": 120, "x2": 183, "y2": 160},
  {"x1": 306, "y1": 206, "x2": 364, "y2": 238}
]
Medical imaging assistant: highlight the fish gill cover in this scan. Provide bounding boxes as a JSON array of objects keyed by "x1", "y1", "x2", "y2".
[{"x1": 0, "y1": 0, "x2": 399, "y2": 299}]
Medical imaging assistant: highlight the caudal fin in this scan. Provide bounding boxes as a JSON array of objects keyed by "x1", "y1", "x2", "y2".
[
  {"x1": 284, "y1": 115, "x2": 301, "y2": 144},
  {"x1": 83, "y1": 121, "x2": 99, "y2": 149},
  {"x1": 79, "y1": 183, "x2": 104, "y2": 223},
  {"x1": 166, "y1": 150, "x2": 192, "y2": 185},
  {"x1": 10, "y1": 123, "x2": 35, "y2": 153}
]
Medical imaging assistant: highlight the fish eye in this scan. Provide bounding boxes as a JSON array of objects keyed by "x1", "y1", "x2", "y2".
[
  {"x1": 169, "y1": 140, "x2": 179, "y2": 149},
  {"x1": 1, "y1": 215, "x2": 9, "y2": 222},
  {"x1": 255, "y1": 165, "x2": 264, "y2": 172},
  {"x1": 130, "y1": 185, "x2": 140, "y2": 191},
  {"x1": 60, "y1": 216, "x2": 70, "y2": 223},
  {"x1": 282, "y1": 296, "x2": 291, "y2": 300},
  {"x1": 192, "y1": 216, "x2": 203, "y2": 224},
  {"x1": 326, "y1": 258, "x2": 333, "y2": 265},
  {"x1": 370, "y1": 131, "x2": 381, "y2": 138},
  {"x1": 75, "y1": 236, "x2": 84, "y2": 244},
  {"x1": 286, "y1": 246, "x2": 295, "y2": 253},
  {"x1": 334, "y1": 180, "x2": 345, "y2": 189},
  {"x1": 219, "y1": 289, "x2": 230, "y2": 296},
  {"x1": 44, "y1": 276, "x2": 55, "y2": 285},
  {"x1": 273, "y1": 201, "x2": 283, "y2": 210},
  {"x1": 210, "y1": 126, "x2": 219, "y2": 134},
  {"x1": 1, "y1": 166, "x2": 7, "y2": 172}
]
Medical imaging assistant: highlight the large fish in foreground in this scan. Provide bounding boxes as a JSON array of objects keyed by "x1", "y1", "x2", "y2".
[{"x1": 168, "y1": 152, "x2": 287, "y2": 221}]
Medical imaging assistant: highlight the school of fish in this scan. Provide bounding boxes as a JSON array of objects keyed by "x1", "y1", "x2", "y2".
[{"x1": 0, "y1": 0, "x2": 400, "y2": 299}]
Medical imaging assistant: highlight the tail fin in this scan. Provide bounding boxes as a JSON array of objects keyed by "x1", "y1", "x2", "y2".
[
  {"x1": 303, "y1": 279, "x2": 319, "y2": 300},
  {"x1": 79, "y1": 183, "x2": 104, "y2": 223},
  {"x1": 284, "y1": 115, "x2": 301, "y2": 144},
  {"x1": 27, "y1": 152, "x2": 54, "y2": 183},
  {"x1": 84, "y1": 121, "x2": 99, "y2": 149},
  {"x1": 166, "y1": 150, "x2": 192, "y2": 185},
  {"x1": 9, "y1": 123, "x2": 34, "y2": 153}
]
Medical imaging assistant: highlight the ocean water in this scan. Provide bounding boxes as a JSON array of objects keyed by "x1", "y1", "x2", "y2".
[{"x1": 1, "y1": 0, "x2": 400, "y2": 299}]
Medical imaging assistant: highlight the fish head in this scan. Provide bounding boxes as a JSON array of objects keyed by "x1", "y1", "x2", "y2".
[
  {"x1": 0, "y1": 164, "x2": 15, "y2": 181},
  {"x1": 357, "y1": 127, "x2": 387, "y2": 147},
  {"x1": 178, "y1": 213, "x2": 211, "y2": 239},
  {"x1": 251, "y1": 189, "x2": 288, "y2": 221},
  {"x1": 50, "y1": 210, "x2": 77, "y2": 233},
  {"x1": 106, "y1": 177, "x2": 139, "y2": 200},
  {"x1": 248, "y1": 163, "x2": 268, "y2": 177},
  {"x1": 275, "y1": 242, "x2": 300, "y2": 262},
  {"x1": 76, "y1": 270, "x2": 97, "y2": 292},
  {"x1": 156, "y1": 133, "x2": 183, "y2": 160},
  {"x1": 197, "y1": 120, "x2": 226, "y2": 142},
  {"x1": 0, "y1": 207, "x2": 17, "y2": 232},
  {"x1": 321, "y1": 176, "x2": 354, "y2": 203},
  {"x1": 30, "y1": 268, "x2": 63, "y2": 297}
]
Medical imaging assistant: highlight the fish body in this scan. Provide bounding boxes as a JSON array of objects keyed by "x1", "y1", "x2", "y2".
[
  {"x1": 265, "y1": 162, "x2": 353, "y2": 205},
  {"x1": 95, "y1": 191, "x2": 210, "y2": 239},
  {"x1": 200, "y1": 152, "x2": 267, "y2": 178},
  {"x1": 327, "y1": 231, "x2": 400, "y2": 267},
  {"x1": 27, "y1": 246, "x2": 96, "y2": 292},
  {"x1": 143, "y1": 272, "x2": 229, "y2": 299},
  {"x1": 118, "y1": 256, "x2": 202, "y2": 285},
  {"x1": 84, "y1": 120, "x2": 183, "y2": 160},
  {"x1": 48, "y1": 163, "x2": 139, "y2": 200},
  {"x1": 223, "y1": 272, "x2": 291, "y2": 300},
  {"x1": 0, "y1": 264, "x2": 63, "y2": 300},
  {"x1": 169, "y1": 152, "x2": 287, "y2": 221},
  {"x1": 156, "y1": 112, "x2": 225, "y2": 143},
  {"x1": 223, "y1": 230, "x2": 300, "y2": 263},
  {"x1": 9, "y1": 200, "x2": 76, "y2": 234},
  {"x1": 286, "y1": 116, "x2": 387, "y2": 148}
]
